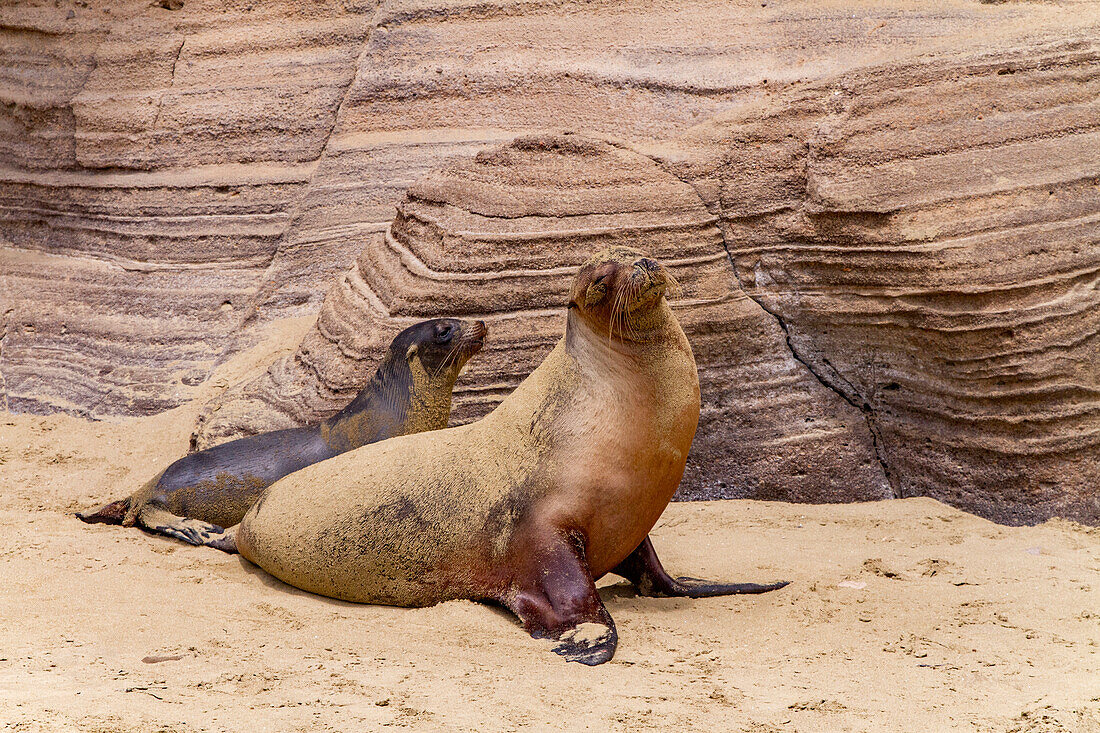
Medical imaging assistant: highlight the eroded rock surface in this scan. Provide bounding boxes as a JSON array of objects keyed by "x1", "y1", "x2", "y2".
[
  {"x1": 8, "y1": 0, "x2": 1094, "y2": 417},
  {"x1": 658, "y1": 40, "x2": 1100, "y2": 523},
  {"x1": 3, "y1": 0, "x2": 1098, "y2": 521},
  {"x1": 194, "y1": 134, "x2": 891, "y2": 503},
  {"x1": 0, "y1": 0, "x2": 376, "y2": 415}
]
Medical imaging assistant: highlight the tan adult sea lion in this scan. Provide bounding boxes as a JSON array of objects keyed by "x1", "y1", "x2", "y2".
[
  {"x1": 236, "y1": 248, "x2": 787, "y2": 664},
  {"x1": 77, "y1": 318, "x2": 487, "y2": 551}
]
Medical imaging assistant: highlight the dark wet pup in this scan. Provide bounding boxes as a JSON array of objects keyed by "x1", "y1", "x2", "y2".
[{"x1": 77, "y1": 318, "x2": 487, "y2": 551}]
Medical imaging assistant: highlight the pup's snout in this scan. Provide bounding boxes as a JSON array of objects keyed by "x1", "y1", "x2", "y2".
[
  {"x1": 464, "y1": 320, "x2": 488, "y2": 342},
  {"x1": 636, "y1": 258, "x2": 659, "y2": 273}
]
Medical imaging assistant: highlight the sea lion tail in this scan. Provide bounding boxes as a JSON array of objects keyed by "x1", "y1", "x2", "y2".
[{"x1": 75, "y1": 498, "x2": 130, "y2": 525}]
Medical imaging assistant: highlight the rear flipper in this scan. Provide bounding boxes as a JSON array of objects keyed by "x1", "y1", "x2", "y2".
[
  {"x1": 206, "y1": 525, "x2": 239, "y2": 554},
  {"x1": 76, "y1": 498, "x2": 131, "y2": 525},
  {"x1": 136, "y1": 506, "x2": 238, "y2": 554},
  {"x1": 612, "y1": 536, "x2": 789, "y2": 598}
]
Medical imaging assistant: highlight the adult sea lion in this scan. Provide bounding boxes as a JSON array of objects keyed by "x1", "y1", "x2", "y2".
[
  {"x1": 236, "y1": 247, "x2": 787, "y2": 665},
  {"x1": 77, "y1": 318, "x2": 487, "y2": 551}
]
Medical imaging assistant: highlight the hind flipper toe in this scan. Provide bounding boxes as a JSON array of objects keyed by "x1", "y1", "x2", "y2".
[{"x1": 137, "y1": 507, "x2": 234, "y2": 551}]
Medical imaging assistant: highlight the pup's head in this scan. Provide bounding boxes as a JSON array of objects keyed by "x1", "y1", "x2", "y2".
[{"x1": 392, "y1": 318, "x2": 488, "y2": 383}]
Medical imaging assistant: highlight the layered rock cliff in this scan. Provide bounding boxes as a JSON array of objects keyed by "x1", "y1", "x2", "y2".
[
  {"x1": 2, "y1": 0, "x2": 1097, "y2": 522},
  {"x1": 659, "y1": 39, "x2": 1100, "y2": 524},
  {"x1": 1, "y1": 0, "x2": 376, "y2": 414},
  {"x1": 194, "y1": 133, "x2": 892, "y2": 505}
]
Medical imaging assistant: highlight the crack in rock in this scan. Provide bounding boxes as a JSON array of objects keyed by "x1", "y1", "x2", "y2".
[
  {"x1": 0, "y1": 308, "x2": 11, "y2": 413},
  {"x1": 625, "y1": 140, "x2": 898, "y2": 498},
  {"x1": 152, "y1": 38, "x2": 186, "y2": 131},
  {"x1": 747, "y1": 292, "x2": 901, "y2": 499},
  {"x1": 209, "y1": 3, "x2": 384, "y2": 373}
]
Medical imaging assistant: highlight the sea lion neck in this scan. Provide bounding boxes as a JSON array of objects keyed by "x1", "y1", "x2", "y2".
[
  {"x1": 404, "y1": 351, "x2": 459, "y2": 434},
  {"x1": 320, "y1": 351, "x2": 419, "y2": 454},
  {"x1": 565, "y1": 302, "x2": 677, "y2": 363}
]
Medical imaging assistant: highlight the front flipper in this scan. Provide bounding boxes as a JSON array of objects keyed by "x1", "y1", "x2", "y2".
[
  {"x1": 500, "y1": 532, "x2": 618, "y2": 665},
  {"x1": 136, "y1": 506, "x2": 238, "y2": 553},
  {"x1": 612, "y1": 536, "x2": 789, "y2": 598}
]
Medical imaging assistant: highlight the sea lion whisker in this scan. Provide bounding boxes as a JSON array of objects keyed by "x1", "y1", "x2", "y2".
[
  {"x1": 609, "y1": 284, "x2": 628, "y2": 354},
  {"x1": 617, "y1": 286, "x2": 628, "y2": 342},
  {"x1": 435, "y1": 341, "x2": 461, "y2": 379},
  {"x1": 627, "y1": 279, "x2": 642, "y2": 340},
  {"x1": 612, "y1": 287, "x2": 622, "y2": 339},
  {"x1": 606, "y1": 286, "x2": 620, "y2": 352}
]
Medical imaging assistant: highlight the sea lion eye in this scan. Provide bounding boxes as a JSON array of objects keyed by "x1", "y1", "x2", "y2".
[
  {"x1": 584, "y1": 279, "x2": 608, "y2": 307},
  {"x1": 436, "y1": 324, "x2": 454, "y2": 343}
]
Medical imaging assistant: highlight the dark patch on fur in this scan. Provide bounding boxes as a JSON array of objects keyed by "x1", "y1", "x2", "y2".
[
  {"x1": 483, "y1": 492, "x2": 527, "y2": 541},
  {"x1": 365, "y1": 496, "x2": 426, "y2": 527}
]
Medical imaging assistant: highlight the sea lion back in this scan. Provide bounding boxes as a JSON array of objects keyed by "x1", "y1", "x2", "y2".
[{"x1": 237, "y1": 421, "x2": 523, "y2": 605}]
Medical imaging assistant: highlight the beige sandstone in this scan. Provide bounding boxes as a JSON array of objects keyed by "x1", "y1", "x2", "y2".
[{"x1": 2, "y1": 0, "x2": 1098, "y2": 521}]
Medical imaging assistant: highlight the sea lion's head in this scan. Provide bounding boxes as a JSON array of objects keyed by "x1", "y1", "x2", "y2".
[
  {"x1": 323, "y1": 318, "x2": 487, "y2": 451},
  {"x1": 568, "y1": 247, "x2": 677, "y2": 339},
  {"x1": 393, "y1": 318, "x2": 488, "y2": 383}
]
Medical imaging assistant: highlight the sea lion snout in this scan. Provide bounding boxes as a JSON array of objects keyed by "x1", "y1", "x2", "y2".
[
  {"x1": 629, "y1": 256, "x2": 670, "y2": 297},
  {"x1": 568, "y1": 248, "x2": 677, "y2": 339},
  {"x1": 454, "y1": 319, "x2": 488, "y2": 363},
  {"x1": 461, "y1": 319, "x2": 488, "y2": 348}
]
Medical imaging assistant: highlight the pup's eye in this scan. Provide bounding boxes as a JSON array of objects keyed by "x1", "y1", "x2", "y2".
[{"x1": 436, "y1": 325, "x2": 454, "y2": 342}]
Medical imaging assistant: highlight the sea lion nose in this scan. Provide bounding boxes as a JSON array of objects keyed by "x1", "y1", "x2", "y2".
[{"x1": 637, "y1": 258, "x2": 659, "y2": 272}]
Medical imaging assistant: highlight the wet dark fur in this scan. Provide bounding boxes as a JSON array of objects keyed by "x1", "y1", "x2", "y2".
[{"x1": 77, "y1": 318, "x2": 485, "y2": 534}]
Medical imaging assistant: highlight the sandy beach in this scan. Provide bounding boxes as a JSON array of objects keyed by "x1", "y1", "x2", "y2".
[{"x1": 1, "y1": 320, "x2": 1096, "y2": 732}]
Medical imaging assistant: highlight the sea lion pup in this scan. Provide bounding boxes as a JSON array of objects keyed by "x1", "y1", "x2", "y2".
[
  {"x1": 77, "y1": 318, "x2": 487, "y2": 552},
  {"x1": 236, "y1": 247, "x2": 787, "y2": 665}
]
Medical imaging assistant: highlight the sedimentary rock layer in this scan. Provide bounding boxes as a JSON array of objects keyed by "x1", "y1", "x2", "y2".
[
  {"x1": 0, "y1": 0, "x2": 375, "y2": 415},
  {"x1": 194, "y1": 133, "x2": 891, "y2": 503},
  {"x1": 659, "y1": 39, "x2": 1100, "y2": 524},
  {"x1": 249, "y1": 0, "x2": 1098, "y2": 323},
  {"x1": 3, "y1": 0, "x2": 1098, "y2": 520},
  {"x1": 5, "y1": 0, "x2": 1095, "y2": 417}
]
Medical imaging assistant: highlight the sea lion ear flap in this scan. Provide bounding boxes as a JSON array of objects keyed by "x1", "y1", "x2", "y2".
[{"x1": 405, "y1": 344, "x2": 419, "y2": 362}]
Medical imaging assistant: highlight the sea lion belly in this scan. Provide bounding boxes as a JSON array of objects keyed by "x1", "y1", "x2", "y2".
[{"x1": 552, "y1": 340, "x2": 700, "y2": 577}]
